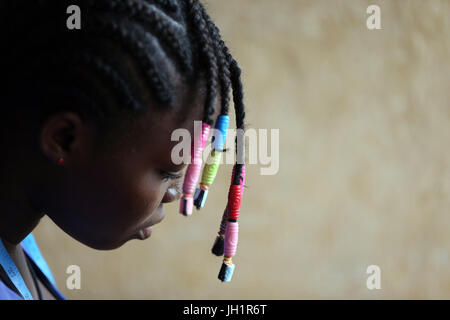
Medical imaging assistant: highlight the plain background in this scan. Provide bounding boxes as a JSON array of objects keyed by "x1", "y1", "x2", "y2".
[{"x1": 33, "y1": 0, "x2": 450, "y2": 299}]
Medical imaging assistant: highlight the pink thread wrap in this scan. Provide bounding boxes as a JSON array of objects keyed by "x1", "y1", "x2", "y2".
[
  {"x1": 179, "y1": 197, "x2": 193, "y2": 216},
  {"x1": 221, "y1": 165, "x2": 246, "y2": 258},
  {"x1": 200, "y1": 122, "x2": 210, "y2": 150},
  {"x1": 224, "y1": 221, "x2": 239, "y2": 257},
  {"x1": 180, "y1": 123, "x2": 210, "y2": 215},
  {"x1": 182, "y1": 161, "x2": 203, "y2": 196}
]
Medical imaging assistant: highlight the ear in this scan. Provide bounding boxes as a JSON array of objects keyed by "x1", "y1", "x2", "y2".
[{"x1": 40, "y1": 112, "x2": 92, "y2": 165}]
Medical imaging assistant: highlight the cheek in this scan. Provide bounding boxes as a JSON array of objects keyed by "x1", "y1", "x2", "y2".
[
  {"x1": 97, "y1": 168, "x2": 165, "y2": 232},
  {"x1": 130, "y1": 173, "x2": 165, "y2": 220},
  {"x1": 53, "y1": 164, "x2": 165, "y2": 249}
]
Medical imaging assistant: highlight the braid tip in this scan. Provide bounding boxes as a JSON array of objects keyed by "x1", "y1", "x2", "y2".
[
  {"x1": 194, "y1": 188, "x2": 209, "y2": 209},
  {"x1": 179, "y1": 196, "x2": 193, "y2": 216},
  {"x1": 211, "y1": 234, "x2": 225, "y2": 256},
  {"x1": 218, "y1": 261, "x2": 235, "y2": 282}
]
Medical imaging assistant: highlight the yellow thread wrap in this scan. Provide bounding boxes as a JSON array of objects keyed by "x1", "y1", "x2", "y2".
[
  {"x1": 201, "y1": 150, "x2": 222, "y2": 186},
  {"x1": 224, "y1": 257, "x2": 233, "y2": 266}
]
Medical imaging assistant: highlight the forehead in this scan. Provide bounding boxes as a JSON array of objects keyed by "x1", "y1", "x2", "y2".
[
  {"x1": 122, "y1": 80, "x2": 221, "y2": 171},
  {"x1": 115, "y1": 47, "x2": 221, "y2": 160}
]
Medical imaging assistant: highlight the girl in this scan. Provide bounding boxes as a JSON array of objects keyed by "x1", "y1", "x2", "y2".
[{"x1": 0, "y1": 0, "x2": 246, "y2": 300}]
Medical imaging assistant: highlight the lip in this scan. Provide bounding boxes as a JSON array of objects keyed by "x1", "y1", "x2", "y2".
[{"x1": 138, "y1": 227, "x2": 153, "y2": 240}]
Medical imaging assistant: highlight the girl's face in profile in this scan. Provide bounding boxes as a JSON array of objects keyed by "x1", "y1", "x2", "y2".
[{"x1": 33, "y1": 84, "x2": 218, "y2": 251}]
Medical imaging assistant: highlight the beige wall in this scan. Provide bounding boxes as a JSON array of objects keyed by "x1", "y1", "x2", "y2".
[{"x1": 34, "y1": 0, "x2": 450, "y2": 299}]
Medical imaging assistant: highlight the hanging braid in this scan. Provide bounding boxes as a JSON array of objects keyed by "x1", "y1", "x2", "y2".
[
  {"x1": 203, "y1": 13, "x2": 232, "y2": 116},
  {"x1": 230, "y1": 59, "x2": 246, "y2": 131},
  {"x1": 185, "y1": 0, "x2": 219, "y2": 125}
]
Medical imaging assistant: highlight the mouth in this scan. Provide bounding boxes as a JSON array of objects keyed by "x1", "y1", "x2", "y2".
[
  {"x1": 137, "y1": 205, "x2": 165, "y2": 240},
  {"x1": 138, "y1": 227, "x2": 153, "y2": 240}
]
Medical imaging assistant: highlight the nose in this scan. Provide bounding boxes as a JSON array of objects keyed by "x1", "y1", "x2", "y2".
[{"x1": 161, "y1": 182, "x2": 182, "y2": 204}]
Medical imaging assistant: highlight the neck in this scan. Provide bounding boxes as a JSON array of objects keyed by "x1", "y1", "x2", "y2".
[{"x1": 0, "y1": 171, "x2": 43, "y2": 245}]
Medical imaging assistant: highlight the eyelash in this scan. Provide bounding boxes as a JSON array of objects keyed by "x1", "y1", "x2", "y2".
[{"x1": 159, "y1": 170, "x2": 182, "y2": 182}]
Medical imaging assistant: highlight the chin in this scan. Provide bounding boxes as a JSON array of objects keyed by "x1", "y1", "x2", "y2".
[{"x1": 69, "y1": 231, "x2": 133, "y2": 251}]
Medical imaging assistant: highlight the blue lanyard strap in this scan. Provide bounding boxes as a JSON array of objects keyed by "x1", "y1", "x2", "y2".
[
  {"x1": 0, "y1": 238, "x2": 33, "y2": 300},
  {"x1": 21, "y1": 233, "x2": 56, "y2": 286}
]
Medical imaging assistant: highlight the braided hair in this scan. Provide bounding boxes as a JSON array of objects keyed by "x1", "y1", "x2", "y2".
[{"x1": 1, "y1": 0, "x2": 245, "y2": 129}]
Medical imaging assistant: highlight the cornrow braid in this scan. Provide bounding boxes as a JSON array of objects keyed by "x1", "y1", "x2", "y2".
[
  {"x1": 86, "y1": 13, "x2": 174, "y2": 105},
  {"x1": 75, "y1": 52, "x2": 141, "y2": 111},
  {"x1": 89, "y1": 0, "x2": 193, "y2": 74},
  {"x1": 151, "y1": 0, "x2": 179, "y2": 13}
]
